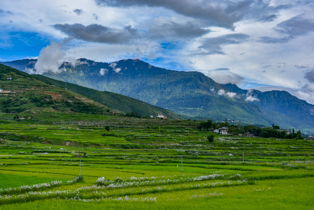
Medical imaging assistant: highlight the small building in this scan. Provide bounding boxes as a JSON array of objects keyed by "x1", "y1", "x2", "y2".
[
  {"x1": 7, "y1": 77, "x2": 12, "y2": 80},
  {"x1": 0, "y1": 89, "x2": 2, "y2": 92},
  {"x1": 305, "y1": 136, "x2": 314, "y2": 140},
  {"x1": 219, "y1": 127, "x2": 228, "y2": 135},
  {"x1": 157, "y1": 113, "x2": 167, "y2": 119},
  {"x1": 214, "y1": 129, "x2": 219, "y2": 133}
]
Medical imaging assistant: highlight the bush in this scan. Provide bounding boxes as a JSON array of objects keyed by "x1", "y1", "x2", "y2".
[
  {"x1": 207, "y1": 133, "x2": 215, "y2": 143},
  {"x1": 105, "y1": 126, "x2": 110, "y2": 131}
]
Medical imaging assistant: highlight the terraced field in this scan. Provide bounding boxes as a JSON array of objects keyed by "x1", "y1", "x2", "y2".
[{"x1": 0, "y1": 116, "x2": 313, "y2": 209}]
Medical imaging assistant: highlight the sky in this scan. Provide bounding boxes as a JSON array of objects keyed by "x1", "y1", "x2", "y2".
[{"x1": 0, "y1": 0, "x2": 314, "y2": 104}]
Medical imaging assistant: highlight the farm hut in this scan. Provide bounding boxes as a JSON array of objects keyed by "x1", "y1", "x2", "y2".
[
  {"x1": 306, "y1": 136, "x2": 314, "y2": 140},
  {"x1": 219, "y1": 127, "x2": 228, "y2": 135}
]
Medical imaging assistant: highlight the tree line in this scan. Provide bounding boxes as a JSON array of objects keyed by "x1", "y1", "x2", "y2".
[{"x1": 198, "y1": 120, "x2": 303, "y2": 139}]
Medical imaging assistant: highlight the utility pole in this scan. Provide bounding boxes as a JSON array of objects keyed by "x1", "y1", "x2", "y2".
[
  {"x1": 227, "y1": 141, "x2": 229, "y2": 164},
  {"x1": 79, "y1": 159, "x2": 81, "y2": 177}
]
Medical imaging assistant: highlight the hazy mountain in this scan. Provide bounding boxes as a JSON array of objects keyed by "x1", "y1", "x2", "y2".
[
  {"x1": 2, "y1": 59, "x2": 314, "y2": 132},
  {"x1": 224, "y1": 83, "x2": 314, "y2": 125}
]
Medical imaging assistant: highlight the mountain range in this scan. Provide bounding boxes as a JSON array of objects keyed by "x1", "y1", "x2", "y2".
[{"x1": 2, "y1": 58, "x2": 314, "y2": 133}]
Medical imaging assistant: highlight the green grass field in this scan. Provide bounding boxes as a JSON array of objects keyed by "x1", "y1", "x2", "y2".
[{"x1": 0, "y1": 116, "x2": 313, "y2": 209}]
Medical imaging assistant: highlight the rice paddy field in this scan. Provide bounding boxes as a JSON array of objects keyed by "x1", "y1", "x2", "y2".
[{"x1": 0, "y1": 115, "x2": 313, "y2": 209}]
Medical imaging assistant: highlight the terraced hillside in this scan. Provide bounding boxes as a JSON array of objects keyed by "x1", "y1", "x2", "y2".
[
  {"x1": 0, "y1": 64, "x2": 180, "y2": 120},
  {"x1": 0, "y1": 117, "x2": 313, "y2": 209}
]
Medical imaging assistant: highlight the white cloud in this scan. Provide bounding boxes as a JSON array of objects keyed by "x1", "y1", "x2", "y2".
[
  {"x1": 226, "y1": 92, "x2": 237, "y2": 98},
  {"x1": 109, "y1": 62, "x2": 121, "y2": 73},
  {"x1": 34, "y1": 38, "x2": 73, "y2": 74},
  {"x1": 246, "y1": 96, "x2": 259, "y2": 102},
  {"x1": 217, "y1": 89, "x2": 237, "y2": 98},
  {"x1": 217, "y1": 89, "x2": 225, "y2": 96},
  {"x1": 99, "y1": 68, "x2": 108, "y2": 75}
]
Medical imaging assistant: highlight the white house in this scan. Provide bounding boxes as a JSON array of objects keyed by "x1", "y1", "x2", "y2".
[
  {"x1": 306, "y1": 136, "x2": 314, "y2": 140},
  {"x1": 219, "y1": 127, "x2": 228, "y2": 135},
  {"x1": 214, "y1": 129, "x2": 219, "y2": 133}
]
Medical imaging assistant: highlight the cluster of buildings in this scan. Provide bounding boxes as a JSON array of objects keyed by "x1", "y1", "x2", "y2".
[{"x1": 214, "y1": 127, "x2": 228, "y2": 135}]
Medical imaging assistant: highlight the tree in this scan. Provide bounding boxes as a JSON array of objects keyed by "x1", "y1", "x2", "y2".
[
  {"x1": 198, "y1": 120, "x2": 213, "y2": 131},
  {"x1": 105, "y1": 126, "x2": 110, "y2": 131},
  {"x1": 207, "y1": 133, "x2": 215, "y2": 143}
]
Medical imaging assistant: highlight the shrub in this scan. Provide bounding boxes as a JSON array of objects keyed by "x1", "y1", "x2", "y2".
[
  {"x1": 105, "y1": 126, "x2": 110, "y2": 131},
  {"x1": 207, "y1": 133, "x2": 215, "y2": 143}
]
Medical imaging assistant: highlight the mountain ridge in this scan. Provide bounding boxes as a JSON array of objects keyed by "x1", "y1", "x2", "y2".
[{"x1": 2, "y1": 58, "x2": 314, "y2": 133}]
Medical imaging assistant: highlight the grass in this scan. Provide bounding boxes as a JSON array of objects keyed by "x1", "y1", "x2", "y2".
[
  {"x1": 0, "y1": 117, "x2": 313, "y2": 209},
  {"x1": 0, "y1": 174, "x2": 63, "y2": 189}
]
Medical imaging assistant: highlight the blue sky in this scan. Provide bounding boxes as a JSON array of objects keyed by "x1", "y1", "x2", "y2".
[
  {"x1": 0, "y1": 0, "x2": 314, "y2": 104},
  {"x1": 0, "y1": 31, "x2": 52, "y2": 61}
]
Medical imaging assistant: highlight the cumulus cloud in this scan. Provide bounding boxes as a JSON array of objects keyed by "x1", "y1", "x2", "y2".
[
  {"x1": 207, "y1": 70, "x2": 244, "y2": 84},
  {"x1": 198, "y1": 33, "x2": 249, "y2": 55},
  {"x1": 34, "y1": 38, "x2": 73, "y2": 74},
  {"x1": 54, "y1": 24, "x2": 139, "y2": 44},
  {"x1": 99, "y1": 68, "x2": 108, "y2": 75},
  {"x1": 305, "y1": 70, "x2": 314, "y2": 83}
]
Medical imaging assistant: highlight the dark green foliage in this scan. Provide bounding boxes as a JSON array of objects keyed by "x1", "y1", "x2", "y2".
[
  {"x1": 105, "y1": 126, "x2": 110, "y2": 131},
  {"x1": 207, "y1": 133, "x2": 215, "y2": 143},
  {"x1": 244, "y1": 125, "x2": 303, "y2": 139},
  {"x1": 272, "y1": 124, "x2": 280, "y2": 129},
  {"x1": 197, "y1": 120, "x2": 212, "y2": 131}
]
